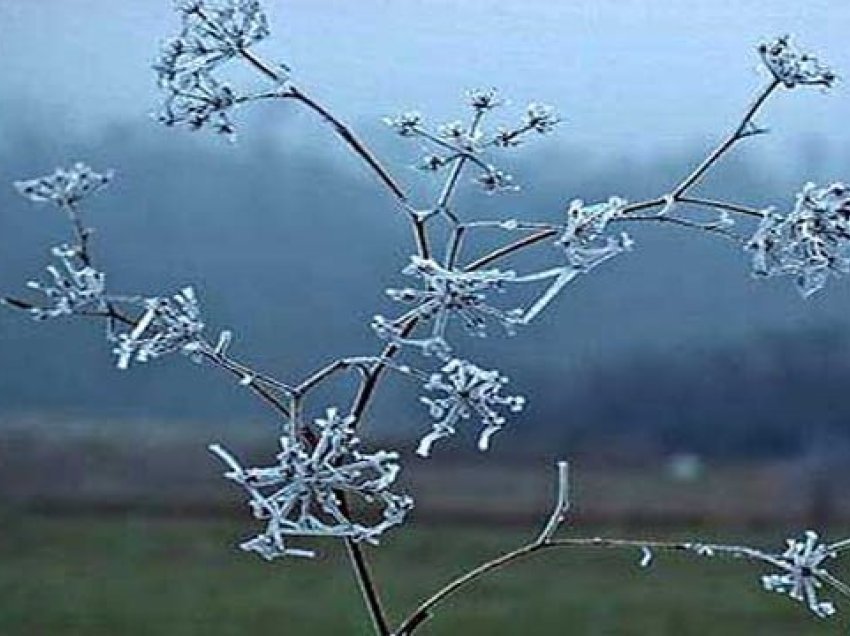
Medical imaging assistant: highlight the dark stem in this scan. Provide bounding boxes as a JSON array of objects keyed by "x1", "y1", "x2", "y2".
[
  {"x1": 346, "y1": 539, "x2": 392, "y2": 636},
  {"x1": 671, "y1": 79, "x2": 780, "y2": 198}
]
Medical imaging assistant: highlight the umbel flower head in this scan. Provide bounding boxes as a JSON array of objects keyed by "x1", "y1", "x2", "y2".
[
  {"x1": 373, "y1": 256, "x2": 524, "y2": 357},
  {"x1": 15, "y1": 163, "x2": 112, "y2": 208},
  {"x1": 110, "y1": 287, "x2": 206, "y2": 369},
  {"x1": 155, "y1": 0, "x2": 270, "y2": 82},
  {"x1": 418, "y1": 358, "x2": 525, "y2": 456},
  {"x1": 747, "y1": 182, "x2": 850, "y2": 297},
  {"x1": 154, "y1": 0, "x2": 275, "y2": 136},
  {"x1": 210, "y1": 408, "x2": 413, "y2": 560},
  {"x1": 24, "y1": 245, "x2": 106, "y2": 320},
  {"x1": 156, "y1": 71, "x2": 239, "y2": 136},
  {"x1": 557, "y1": 197, "x2": 634, "y2": 273},
  {"x1": 761, "y1": 531, "x2": 849, "y2": 618},
  {"x1": 758, "y1": 36, "x2": 836, "y2": 89}
]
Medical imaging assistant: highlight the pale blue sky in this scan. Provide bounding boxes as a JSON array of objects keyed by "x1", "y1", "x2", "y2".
[{"x1": 1, "y1": 0, "x2": 848, "y2": 158}]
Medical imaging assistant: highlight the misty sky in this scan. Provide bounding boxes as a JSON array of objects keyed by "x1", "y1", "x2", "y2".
[
  {"x1": 2, "y1": 1, "x2": 850, "y2": 434},
  {"x1": 1, "y1": 0, "x2": 849, "y2": 158}
]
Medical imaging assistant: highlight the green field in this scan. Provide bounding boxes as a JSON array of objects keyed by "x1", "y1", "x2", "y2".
[{"x1": 0, "y1": 514, "x2": 847, "y2": 635}]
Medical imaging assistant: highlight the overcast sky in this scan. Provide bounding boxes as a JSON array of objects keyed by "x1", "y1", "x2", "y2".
[{"x1": 1, "y1": 0, "x2": 849, "y2": 158}]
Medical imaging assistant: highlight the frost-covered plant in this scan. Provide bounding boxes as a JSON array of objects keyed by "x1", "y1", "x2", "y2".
[
  {"x1": 417, "y1": 359, "x2": 525, "y2": 456},
  {"x1": 209, "y1": 407, "x2": 412, "y2": 560},
  {"x1": 3, "y1": 2, "x2": 850, "y2": 634},
  {"x1": 747, "y1": 182, "x2": 850, "y2": 297},
  {"x1": 372, "y1": 256, "x2": 524, "y2": 357}
]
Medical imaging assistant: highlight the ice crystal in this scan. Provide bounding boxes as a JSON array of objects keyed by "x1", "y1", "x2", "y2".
[
  {"x1": 758, "y1": 36, "x2": 835, "y2": 89},
  {"x1": 110, "y1": 287, "x2": 206, "y2": 369},
  {"x1": 557, "y1": 197, "x2": 633, "y2": 272},
  {"x1": 373, "y1": 256, "x2": 524, "y2": 356},
  {"x1": 210, "y1": 407, "x2": 412, "y2": 560},
  {"x1": 418, "y1": 358, "x2": 525, "y2": 456},
  {"x1": 25, "y1": 245, "x2": 106, "y2": 320},
  {"x1": 761, "y1": 531, "x2": 845, "y2": 618},
  {"x1": 15, "y1": 163, "x2": 112, "y2": 208},
  {"x1": 746, "y1": 182, "x2": 850, "y2": 297}
]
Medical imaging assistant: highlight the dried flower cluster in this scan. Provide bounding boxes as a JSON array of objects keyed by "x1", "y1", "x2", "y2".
[
  {"x1": 210, "y1": 408, "x2": 412, "y2": 560},
  {"x1": 758, "y1": 36, "x2": 836, "y2": 89},
  {"x1": 385, "y1": 89, "x2": 558, "y2": 200},
  {"x1": 23, "y1": 245, "x2": 106, "y2": 320},
  {"x1": 154, "y1": 0, "x2": 277, "y2": 135},
  {"x1": 15, "y1": 162, "x2": 113, "y2": 208},
  {"x1": 747, "y1": 182, "x2": 850, "y2": 297},
  {"x1": 761, "y1": 531, "x2": 847, "y2": 618},
  {"x1": 418, "y1": 359, "x2": 525, "y2": 456},
  {"x1": 373, "y1": 256, "x2": 524, "y2": 357}
]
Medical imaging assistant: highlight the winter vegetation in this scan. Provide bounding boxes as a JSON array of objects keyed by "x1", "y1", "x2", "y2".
[{"x1": 3, "y1": 1, "x2": 850, "y2": 633}]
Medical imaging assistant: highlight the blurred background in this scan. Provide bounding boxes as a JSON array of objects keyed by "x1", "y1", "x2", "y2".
[{"x1": 1, "y1": 0, "x2": 850, "y2": 634}]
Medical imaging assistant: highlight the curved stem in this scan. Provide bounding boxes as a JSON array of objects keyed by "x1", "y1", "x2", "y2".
[
  {"x1": 346, "y1": 539, "x2": 392, "y2": 636},
  {"x1": 286, "y1": 85, "x2": 413, "y2": 213},
  {"x1": 678, "y1": 196, "x2": 766, "y2": 219},
  {"x1": 671, "y1": 79, "x2": 780, "y2": 198}
]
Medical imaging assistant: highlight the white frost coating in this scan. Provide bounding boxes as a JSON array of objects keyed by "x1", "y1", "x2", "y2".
[
  {"x1": 417, "y1": 358, "x2": 525, "y2": 456},
  {"x1": 209, "y1": 407, "x2": 413, "y2": 560},
  {"x1": 761, "y1": 531, "x2": 843, "y2": 618},
  {"x1": 374, "y1": 256, "x2": 524, "y2": 357},
  {"x1": 758, "y1": 36, "x2": 835, "y2": 89},
  {"x1": 747, "y1": 182, "x2": 850, "y2": 297},
  {"x1": 385, "y1": 89, "x2": 558, "y2": 194},
  {"x1": 154, "y1": 0, "x2": 275, "y2": 136},
  {"x1": 557, "y1": 197, "x2": 633, "y2": 273},
  {"x1": 24, "y1": 245, "x2": 106, "y2": 320},
  {"x1": 110, "y1": 287, "x2": 206, "y2": 369},
  {"x1": 15, "y1": 163, "x2": 113, "y2": 208}
]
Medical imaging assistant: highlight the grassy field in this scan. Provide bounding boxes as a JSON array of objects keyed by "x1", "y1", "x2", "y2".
[{"x1": 0, "y1": 513, "x2": 847, "y2": 635}]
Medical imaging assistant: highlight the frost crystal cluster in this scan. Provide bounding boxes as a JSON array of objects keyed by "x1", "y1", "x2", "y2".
[
  {"x1": 373, "y1": 256, "x2": 524, "y2": 357},
  {"x1": 418, "y1": 359, "x2": 525, "y2": 456},
  {"x1": 15, "y1": 162, "x2": 113, "y2": 208},
  {"x1": 761, "y1": 532, "x2": 844, "y2": 618},
  {"x1": 210, "y1": 408, "x2": 412, "y2": 560},
  {"x1": 154, "y1": 0, "x2": 274, "y2": 135},
  {"x1": 110, "y1": 287, "x2": 206, "y2": 370},
  {"x1": 24, "y1": 245, "x2": 106, "y2": 320},
  {"x1": 758, "y1": 36, "x2": 836, "y2": 89},
  {"x1": 385, "y1": 89, "x2": 558, "y2": 199},
  {"x1": 558, "y1": 197, "x2": 633, "y2": 273},
  {"x1": 747, "y1": 182, "x2": 850, "y2": 297}
]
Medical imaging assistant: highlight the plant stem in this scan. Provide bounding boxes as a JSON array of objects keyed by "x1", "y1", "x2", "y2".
[
  {"x1": 671, "y1": 79, "x2": 780, "y2": 198},
  {"x1": 393, "y1": 535, "x2": 780, "y2": 635},
  {"x1": 346, "y1": 539, "x2": 392, "y2": 636}
]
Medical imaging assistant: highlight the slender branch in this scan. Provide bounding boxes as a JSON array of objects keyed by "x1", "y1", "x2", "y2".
[
  {"x1": 536, "y1": 461, "x2": 570, "y2": 544},
  {"x1": 346, "y1": 538, "x2": 392, "y2": 636},
  {"x1": 671, "y1": 79, "x2": 781, "y2": 198},
  {"x1": 678, "y1": 196, "x2": 766, "y2": 219},
  {"x1": 240, "y1": 44, "x2": 412, "y2": 211},
  {"x1": 285, "y1": 85, "x2": 414, "y2": 213},
  {"x1": 435, "y1": 110, "x2": 486, "y2": 214},
  {"x1": 445, "y1": 225, "x2": 466, "y2": 269},
  {"x1": 393, "y1": 461, "x2": 787, "y2": 636}
]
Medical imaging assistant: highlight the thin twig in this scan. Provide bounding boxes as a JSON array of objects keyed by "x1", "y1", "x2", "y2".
[{"x1": 671, "y1": 79, "x2": 781, "y2": 198}]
